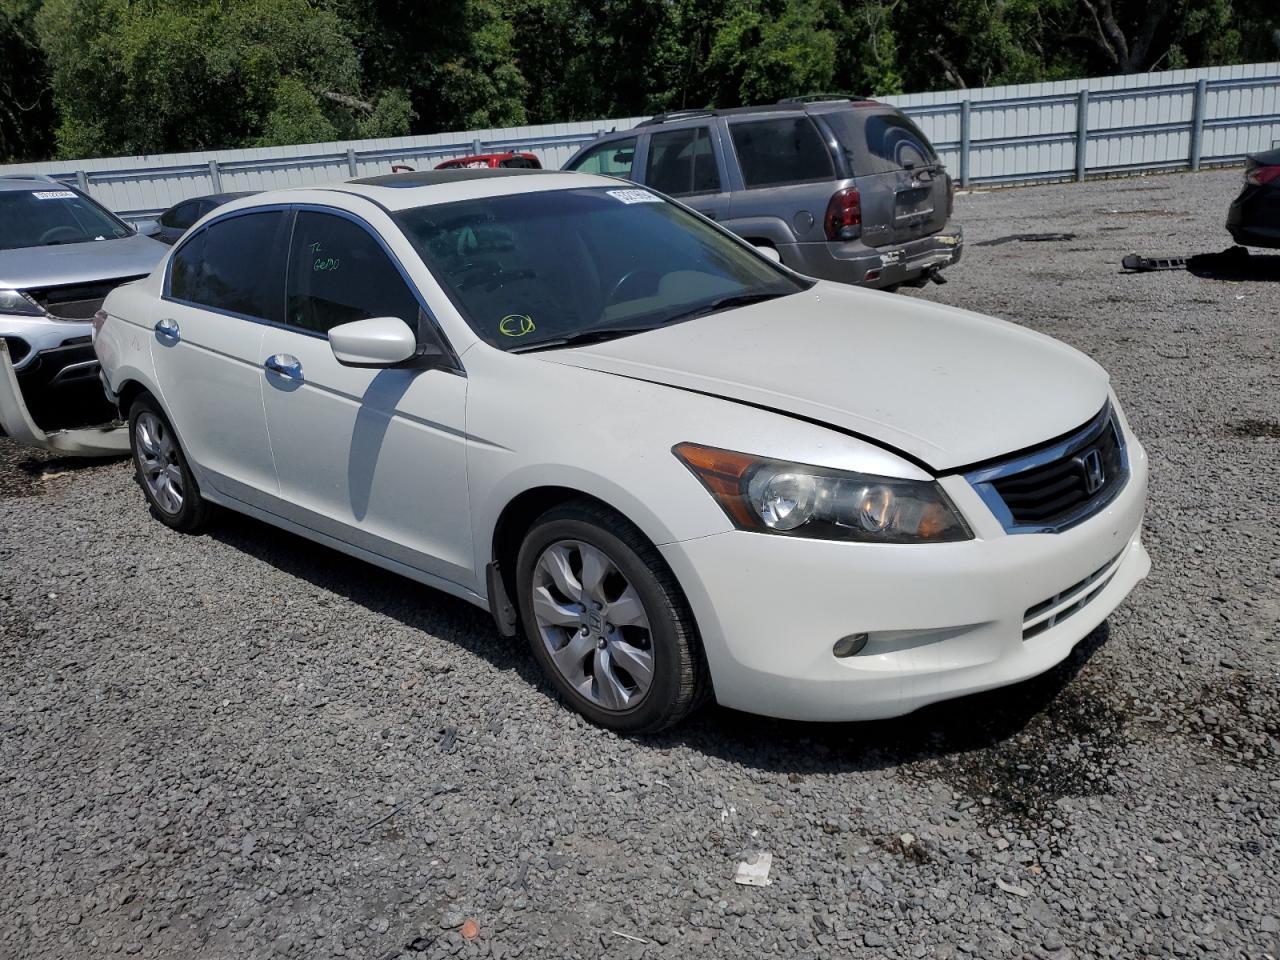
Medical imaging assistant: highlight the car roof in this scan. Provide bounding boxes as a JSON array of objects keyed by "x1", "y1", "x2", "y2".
[
  {"x1": 223, "y1": 169, "x2": 617, "y2": 214},
  {"x1": 340, "y1": 169, "x2": 599, "y2": 209},
  {"x1": 635, "y1": 96, "x2": 885, "y2": 128},
  {"x1": 0, "y1": 174, "x2": 72, "y2": 192}
]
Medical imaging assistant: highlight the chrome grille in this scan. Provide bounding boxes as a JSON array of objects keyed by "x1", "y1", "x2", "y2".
[
  {"x1": 1023, "y1": 550, "x2": 1124, "y2": 640},
  {"x1": 965, "y1": 404, "x2": 1129, "y2": 534}
]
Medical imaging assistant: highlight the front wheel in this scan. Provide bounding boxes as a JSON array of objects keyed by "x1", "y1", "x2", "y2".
[
  {"x1": 129, "y1": 395, "x2": 210, "y2": 533},
  {"x1": 515, "y1": 501, "x2": 708, "y2": 733}
]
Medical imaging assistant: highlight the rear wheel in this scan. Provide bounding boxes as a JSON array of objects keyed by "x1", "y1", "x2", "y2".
[
  {"x1": 515, "y1": 501, "x2": 708, "y2": 733},
  {"x1": 129, "y1": 395, "x2": 210, "y2": 532}
]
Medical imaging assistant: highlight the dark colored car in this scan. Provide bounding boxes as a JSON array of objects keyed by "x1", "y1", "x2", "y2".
[
  {"x1": 435, "y1": 152, "x2": 542, "y2": 170},
  {"x1": 1226, "y1": 148, "x2": 1280, "y2": 248},
  {"x1": 141, "y1": 192, "x2": 257, "y2": 245},
  {"x1": 562, "y1": 96, "x2": 962, "y2": 290}
]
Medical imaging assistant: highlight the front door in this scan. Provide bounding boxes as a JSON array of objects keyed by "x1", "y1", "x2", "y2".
[
  {"x1": 151, "y1": 209, "x2": 289, "y2": 505},
  {"x1": 258, "y1": 208, "x2": 473, "y2": 588}
]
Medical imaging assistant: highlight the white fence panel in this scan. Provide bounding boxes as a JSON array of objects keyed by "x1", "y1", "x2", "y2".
[{"x1": 0, "y1": 65, "x2": 1276, "y2": 218}]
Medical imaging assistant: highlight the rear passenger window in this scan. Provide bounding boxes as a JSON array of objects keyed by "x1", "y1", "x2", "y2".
[
  {"x1": 500, "y1": 156, "x2": 540, "y2": 169},
  {"x1": 568, "y1": 138, "x2": 637, "y2": 179},
  {"x1": 168, "y1": 211, "x2": 285, "y2": 321},
  {"x1": 286, "y1": 211, "x2": 422, "y2": 335},
  {"x1": 729, "y1": 117, "x2": 834, "y2": 188},
  {"x1": 646, "y1": 127, "x2": 721, "y2": 196}
]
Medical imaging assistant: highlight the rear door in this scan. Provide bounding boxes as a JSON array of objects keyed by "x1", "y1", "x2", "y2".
[
  {"x1": 822, "y1": 108, "x2": 950, "y2": 248},
  {"x1": 152, "y1": 209, "x2": 288, "y2": 503},
  {"x1": 640, "y1": 125, "x2": 732, "y2": 222}
]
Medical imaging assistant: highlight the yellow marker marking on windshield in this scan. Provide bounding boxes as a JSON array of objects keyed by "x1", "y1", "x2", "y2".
[{"x1": 499, "y1": 314, "x2": 536, "y2": 337}]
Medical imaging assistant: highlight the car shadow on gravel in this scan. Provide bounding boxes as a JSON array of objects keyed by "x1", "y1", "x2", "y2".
[
  {"x1": 210, "y1": 506, "x2": 1121, "y2": 807},
  {"x1": 658, "y1": 624, "x2": 1117, "y2": 777},
  {"x1": 207, "y1": 511, "x2": 544, "y2": 683}
]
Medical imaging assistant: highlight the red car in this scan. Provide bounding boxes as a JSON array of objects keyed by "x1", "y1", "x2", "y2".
[{"x1": 434, "y1": 152, "x2": 542, "y2": 170}]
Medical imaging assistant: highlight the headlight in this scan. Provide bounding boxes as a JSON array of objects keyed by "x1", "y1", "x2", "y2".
[
  {"x1": 673, "y1": 442, "x2": 972, "y2": 543},
  {"x1": 0, "y1": 289, "x2": 45, "y2": 317}
]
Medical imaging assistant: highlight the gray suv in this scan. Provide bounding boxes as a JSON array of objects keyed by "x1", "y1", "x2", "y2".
[
  {"x1": 0, "y1": 175, "x2": 165, "y2": 415},
  {"x1": 564, "y1": 97, "x2": 962, "y2": 289}
]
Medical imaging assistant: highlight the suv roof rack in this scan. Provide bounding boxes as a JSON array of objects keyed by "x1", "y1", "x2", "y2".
[
  {"x1": 777, "y1": 93, "x2": 873, "y2": 104},
  {"x1": 640, "y1": 109, "x2": 719, "y2": 126}
]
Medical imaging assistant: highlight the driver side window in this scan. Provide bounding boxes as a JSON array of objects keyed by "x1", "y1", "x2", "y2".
[{"x1": 285, "y1": 211, "x2": 423, "y2": 336}]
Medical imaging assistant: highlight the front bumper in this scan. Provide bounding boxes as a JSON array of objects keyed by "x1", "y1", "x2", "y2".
[
  {"x1": 1, "y1": 313, "x2": 98, "y2": 388},
  {"x1": 781, "y1": 226, "x2": 963, "y2": 289},
  {"x1": 660, "y1": 432, "x2": 1149, "y2": 722}
]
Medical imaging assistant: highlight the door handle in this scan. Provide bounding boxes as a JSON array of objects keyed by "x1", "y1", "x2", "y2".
[
  {"x1": 703, "y1": 210, "x2": 718, "y2": 220},
  {"x1": 154, "y1": 318, "x2": 180, "y2": 341},
  {"x1": 264, "y1": 353, "x2": 303, "y2": 380}
]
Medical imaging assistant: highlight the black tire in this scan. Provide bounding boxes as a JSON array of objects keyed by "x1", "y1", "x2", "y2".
[
  {"x1": 128, "y1": 394, "x2": 211, "y2": 533},
  {"x1": 515, "y1": 500, "x2": 709, "y2": 733}
]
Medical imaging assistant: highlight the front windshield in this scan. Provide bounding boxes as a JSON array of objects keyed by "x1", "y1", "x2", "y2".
[
  {"x1": 0, "y1": 188, "x2": 133, "y2": 251},
  {"x1": 394, "y1": 186, "x2": 809, "y2": 351}
]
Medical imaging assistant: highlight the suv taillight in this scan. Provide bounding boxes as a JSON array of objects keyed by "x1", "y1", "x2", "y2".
[
  {"x1": 824, "y1": 187, "x2": 861, "y2": 241},
  {"x1": 1245, "y1": 165, "x2": 1280, "y2": 186}
]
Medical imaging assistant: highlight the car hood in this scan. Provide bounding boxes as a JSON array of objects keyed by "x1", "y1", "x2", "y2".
[
  {"x1": 542, "y1": 284, "x2": 1110, "y2": 472},
  {"x1": 0, "y1": 233, "x2": 167, "y2": 290}
]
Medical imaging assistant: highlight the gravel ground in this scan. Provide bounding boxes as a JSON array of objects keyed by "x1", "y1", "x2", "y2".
[{"x1": 2, "y1": 167, "x2": 1278, "y2": 960}]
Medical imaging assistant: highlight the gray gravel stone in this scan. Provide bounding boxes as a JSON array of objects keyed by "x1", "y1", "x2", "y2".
[{"x1": 1, "y1": 167, "x2": 1278, "y2": 959}]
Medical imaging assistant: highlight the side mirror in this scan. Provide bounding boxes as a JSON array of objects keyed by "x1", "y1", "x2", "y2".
[
  {"x1": 329, "y1": 316, "x2": 419, "y2": 368},
  {"x1": 754, "y1": 244, "x2": 782, "y2": 263},
  {"x1": 134, "y1": 219, "x2": 161, "y2": 237}
]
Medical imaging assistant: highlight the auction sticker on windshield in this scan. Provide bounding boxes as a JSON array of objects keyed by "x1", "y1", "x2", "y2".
[
  {"x1": 607, "y1": 189, "x2": 661, "y2": 205},
  {"x1": 32, "y1": 191, "x2": 76, "y2": 200}
]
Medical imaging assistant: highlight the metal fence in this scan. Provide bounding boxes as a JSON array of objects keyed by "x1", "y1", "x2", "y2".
[{"x1": 1, "y1": 62, "x2": 1277, "y2": 221}]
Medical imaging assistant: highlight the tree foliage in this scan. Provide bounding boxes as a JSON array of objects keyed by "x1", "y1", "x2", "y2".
[{"x1": 0, "y1": 0, "x2": 1275, "y2": 162}]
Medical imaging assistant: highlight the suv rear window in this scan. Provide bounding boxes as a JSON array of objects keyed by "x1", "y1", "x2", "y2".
[
  {"x1": 728, "y1": 117, "x2": 833, "y2": 189},
  {"x1": 826, "y1": 110, "x2": 937, "y2": 175}
]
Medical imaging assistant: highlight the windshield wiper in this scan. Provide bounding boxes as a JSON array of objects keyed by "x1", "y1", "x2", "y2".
[
  {"x1": 662, "y1": 290, "x2": 789, "y2": 325},
  {"x1": 509, "y1": 291, "x2": 791, "y2": 354},
  {"x1": 508, "y1": 326, "x2": 657, "y2": 354}
]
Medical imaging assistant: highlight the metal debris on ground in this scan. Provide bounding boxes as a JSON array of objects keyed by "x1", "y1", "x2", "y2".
[
  {"x1": 1121, "y1": 245, "x2": 1280, "y2": 279},
  {"x1": 1121, "y1": 253, "x2": 1188, "y2": 272},
  {"x1": 975, "y1": 232, "x2": 1077, "y2": 247},
  {"x1": 733, "y1": 851, "x2": 773, "y2": 886}
]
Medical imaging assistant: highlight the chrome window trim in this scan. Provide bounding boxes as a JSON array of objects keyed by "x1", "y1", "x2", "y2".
[
  {"x1": 964, "y1": 403, "x2": 1130, "y2": 535},
  {"x1": 162, "y1": 201, "x2": 464, "y2": 374}
]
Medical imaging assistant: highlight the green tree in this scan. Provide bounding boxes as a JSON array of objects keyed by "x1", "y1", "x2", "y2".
[
  {"x1": 33, "y1": 0, "x2": 413, "y2": 158},
  {"x1": 339, "y1": 0, "x2": 527, "y2": 131},
  {"x1": 0, "y1": 0, "x2": 55, "y2": 161}
]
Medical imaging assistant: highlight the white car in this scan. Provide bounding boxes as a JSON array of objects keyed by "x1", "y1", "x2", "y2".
[{"x1": 94, "y1": 169, "x2": 1150, "y2": 732}]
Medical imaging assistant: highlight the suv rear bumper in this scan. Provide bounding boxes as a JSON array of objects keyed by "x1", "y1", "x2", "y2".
[{"x1": 782, "y1": 226, "x2": 964, "y2": 288}]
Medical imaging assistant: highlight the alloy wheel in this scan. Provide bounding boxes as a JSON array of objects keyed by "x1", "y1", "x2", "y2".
[
  {"x1": 530, "y1": 539, "x2": 655, "y2": 711},
  {"x1": 134, "y1": 411, "x2": 185, "y2": 515}
]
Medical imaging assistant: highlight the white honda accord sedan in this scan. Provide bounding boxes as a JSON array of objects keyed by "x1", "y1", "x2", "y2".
[{"x1": 94, "y1": 169, "x2": 1149, "y2": 732}]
